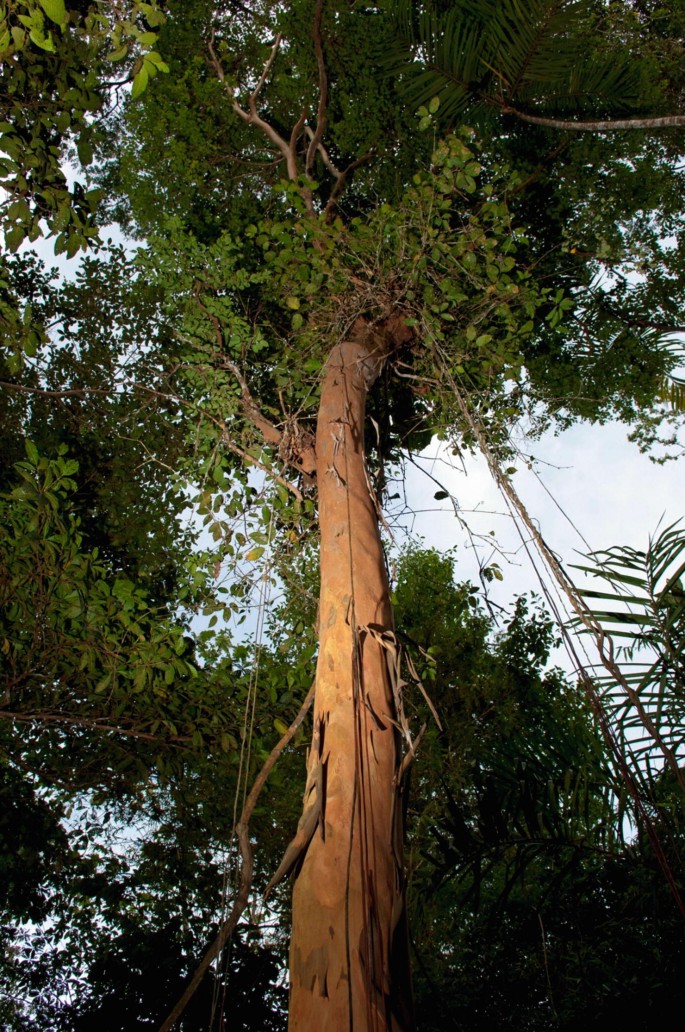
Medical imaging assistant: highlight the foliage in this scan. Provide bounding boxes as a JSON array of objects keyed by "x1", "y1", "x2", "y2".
[
  {"x1": 574, "y1": 521, "x2": 685, "y2": 776},
  {"x1": 0, "y1": 444, "x2": 232, "y2": 756},
  {"x1": 395, "y1": 548, "x2": 685, "y2": 1032},
  {"x1": 139, "y1": 124, "x2": 550, "y2": 490},
  {"x1": 0, "y1": 0, "x2": 167, "y2": 256},
  {"x1": 387, "y1": 0, "x2": 685, "y2": 444},
  {"x1": 0, "y1": 754, "x2": 290, "y2": 1029},
  {"x1": 2, "y1": 517, "x2": 685, "y2": 1028},
  {"x1": 387, "y1": 0, "x2": 643, "y2": 125},
  {"x1": 0, "y1": 244, "x2": 196, "y2": 602},
  {"x1": 93, "y1": 0, "x2": 435, "y2": 238}
]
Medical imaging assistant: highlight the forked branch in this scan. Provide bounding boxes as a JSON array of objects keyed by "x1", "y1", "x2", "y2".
[
  {"x1": 208, "y1": 6, "x2": 369, "y2": 216},
  {"x1": 209, "y1": 31, "x2": 303, "y2": 189}
]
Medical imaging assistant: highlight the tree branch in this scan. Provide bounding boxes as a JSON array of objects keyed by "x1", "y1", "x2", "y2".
[
  {"x1": 305, "y1": 0, "x2": 328, "y2": 176},
  {"x1": 220, "y1": 432, "x2": 304, "y2": 502},
  {"x1": 0, "y1": 708, "x2": 193, "y2": 745},
  {"x1": 325, "y1": 147, "x2": 376, "y2": 219},
  {"x1": 208, "y1": 31, "x2": 314, "y2": 211},
  {"x1": 158, "y1": 680, "x2": 316, "y2": 1032},
  {"x1": 505, "y1": 106, "x2": 685, "y2": 132},
  {"x1": 304, "y1": 125, "x2": 341, "y2": 179},
  {"x1": 217, "y1": 352, "x2": 283, "y2": 449},
  {"x1": 189, "y1": 293, "x2": 294, "y2": 451}
]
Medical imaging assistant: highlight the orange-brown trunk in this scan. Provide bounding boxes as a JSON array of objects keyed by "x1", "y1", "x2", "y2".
[{"x1": 288, "y1": 329, "x2": 413, "y2": 1030}]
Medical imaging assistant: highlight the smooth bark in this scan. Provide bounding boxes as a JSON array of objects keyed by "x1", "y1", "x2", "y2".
[
  {"x1": 286, "y1": 324, "x2": 413, "y2": 1030},
  {"x1": 506, "y1": 106, "x2": 685, "y2": 132}
]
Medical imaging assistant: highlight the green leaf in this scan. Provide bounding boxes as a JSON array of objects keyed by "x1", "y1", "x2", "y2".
[
  {"x1": 131, "y1": 65, "x2": 149, "y2": 100},
  {"x1": 105, "y1": 45, "x2": 129, "y2": 62},
  {"x1": 25, "y1": 440, "x2": 39, "y2": 465},
  {"x1": 38, "y1": 0, "x2": 67, "y2": 26},
  {"x1": 145, "y1": 50, "x2": 169, "y2": 73},
  {"x1": 8, "y1": 198, "x2": 31, "y2": 223},
  {"x1": 5, "y1": 224, "x2": 25, "y2": 252},
  {"x1": 77, "y1": 135, "x2": 93, "y2": 167},
  {"x1": 85, "y1": 187, "x2": 104, "y2": 206},
  {"x1": 428, "y1": 95, "x2": 440, "y2": 113},
  {"x1": 29, "y1": 27, "x2": 56, "y2": 52}
]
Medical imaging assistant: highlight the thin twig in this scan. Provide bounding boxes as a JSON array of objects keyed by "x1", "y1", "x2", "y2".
[
  {"x1": 434, "y1": 347, "x2": 685, "y2": 796},
  {"x1": 0, "y1": 709, "x2": 193, "y2": 745},
  {"x1": 305, "y1": 125, "x2": 341, "y2": 179},
  {"x1": 0, "y1": 380, "x2": 114, "y2": 398},
  {"x1": 251, "y1": 33, "x2": 283, "y2": 99},
  {"x1": 221, "y1": 433, "x2": 304, "y2": 502},
  {"x1": 325, "y1": 148, "x2": 376, "y2": 219},
  {"x1": 538, "y1": 912, "x2": 558, "y2": 1020}
]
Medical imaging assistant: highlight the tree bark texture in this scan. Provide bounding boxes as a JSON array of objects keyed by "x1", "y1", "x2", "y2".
[{"x1": 287, "y1": 327, "x2": 413, "y2": 1030}]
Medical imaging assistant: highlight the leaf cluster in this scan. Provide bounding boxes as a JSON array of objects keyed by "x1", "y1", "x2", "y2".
[{"x1": 0, "y1": 0, "x2": 167, "y2": 255}]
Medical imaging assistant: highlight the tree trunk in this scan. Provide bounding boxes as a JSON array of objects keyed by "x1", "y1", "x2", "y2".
[{"x1": 287, "y1": 324, "x2": 413, "y2": 1030}]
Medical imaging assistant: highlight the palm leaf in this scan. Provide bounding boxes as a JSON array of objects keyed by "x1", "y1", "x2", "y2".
[
  {"x1": 657, "y1": 374, "x2": 685, "y2": 413},
  {"x1": 572, "y1": 522, "x2": 685, "y2": 770},
  {"x1": 387, "y1": 0, "x2": 641, "y2": 124}
]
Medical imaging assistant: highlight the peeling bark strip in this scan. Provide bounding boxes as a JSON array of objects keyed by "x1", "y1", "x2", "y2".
[{"x1": 286, "y1": 323, "x2": 414, "y2": 1031}]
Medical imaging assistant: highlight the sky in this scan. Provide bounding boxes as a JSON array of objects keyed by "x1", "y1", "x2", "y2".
[
  {"x1": 401, "y1": 419, "x2": 683, "y2": 592},
  {"x1": 391, "y1": 416, "x2": 684, "y2": 667}
]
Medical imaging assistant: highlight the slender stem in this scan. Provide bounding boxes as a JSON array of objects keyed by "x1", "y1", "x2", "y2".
[
  {"x1": 158, "y1": 681, "x2": 316, "y2": 1032},
  {"x1": 305, "y1": 0, "x2": 328, "y2": 175}
]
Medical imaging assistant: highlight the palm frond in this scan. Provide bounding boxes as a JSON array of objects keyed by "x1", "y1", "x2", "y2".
[
  {"x1": 657, "y1": 373, "x2": 685, "y2": 413},
  {"x1": 386, "y1": 0, "x2": 641, "y2": 124},
  {"x1": 573, "y1": 522, "x2": 685, "y2": 770}
]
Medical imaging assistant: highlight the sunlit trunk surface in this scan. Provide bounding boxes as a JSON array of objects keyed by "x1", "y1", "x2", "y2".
[{"x1": 288, "y1": 329, "x2": 413, "y2": 1031}]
